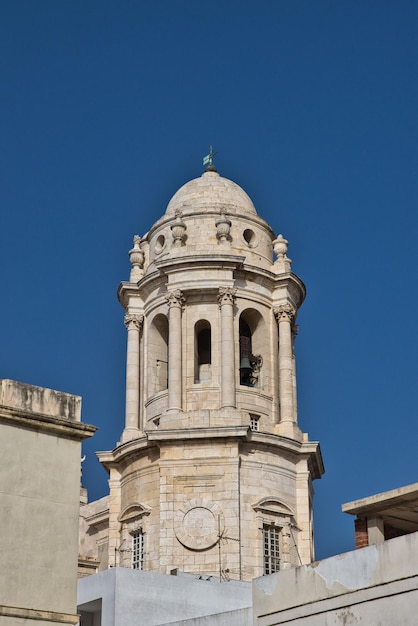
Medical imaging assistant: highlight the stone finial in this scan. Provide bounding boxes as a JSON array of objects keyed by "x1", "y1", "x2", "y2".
[
  {"x1": 170, "y1": 210, "x2": 187, "y2": 247},
  {"x1": 272, "y1": 234, "x2": 292, "y2": 273},
  {"x1": 129, "y1": 235, "x2": 145, "y2": 282},
  {"x1": 273, "y1": 234, "x2": 288, "y2": 258},
  {"x1": 215, "y1": 208, "x2": 232, "y2": 244}
]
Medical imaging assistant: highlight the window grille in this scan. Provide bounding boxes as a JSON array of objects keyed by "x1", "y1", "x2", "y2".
[
  {"x1": 132, "y1": 530, "x2": 144, "y2": 570},
  {"x1": 263, "y1": 524, "x2": 280, "y2": 574},
  {"x1": 250, "y1": 414, "x2": 260, "y2": 431}
]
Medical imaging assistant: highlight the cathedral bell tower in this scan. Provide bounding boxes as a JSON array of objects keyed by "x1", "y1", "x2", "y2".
[{"x1": 97, "y1": 162, "x2": 324, "y2": 581}]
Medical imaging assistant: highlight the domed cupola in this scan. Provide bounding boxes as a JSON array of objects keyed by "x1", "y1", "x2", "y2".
[
  {"x1": 138, "y1": 167, "x2": 277, "y2": 277},
  {"x1": 165, "y1": 170, "x2": 257, "y2": 217}
]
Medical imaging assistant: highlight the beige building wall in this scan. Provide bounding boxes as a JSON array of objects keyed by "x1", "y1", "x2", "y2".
[{"x1": 0, "y1": 379, "x2": 95, "y2": 625}]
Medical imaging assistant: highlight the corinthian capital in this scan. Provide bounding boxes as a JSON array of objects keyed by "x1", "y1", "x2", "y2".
[
  {"x1": 124, "y1": 313, "x2": 144, "y2": 331},
  {"x1": 274, "y1": 304, "x2": 296, "y2": 323},
  {"x1": 165, "y1": 289, "x2": 185, "y2": 308},
  {"x1": 217, "y1": 286, "x2": 237, "y2": 307}
]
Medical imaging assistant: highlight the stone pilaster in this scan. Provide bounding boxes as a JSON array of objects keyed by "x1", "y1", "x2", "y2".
[
  {"x1": 279, "y1": 521, "x2": 292, "y2": 570},
  {"x1": 108, "y1": 468, "x2": 122, "y2": 568},
  {"x1": 123, "y1": 313, "x2": 143, "y2": 440},
  {"x1": 218, "y1": 287, "x2": 237, "y2": 409},
  {"x1": 295, "y1": 461, "x2": 313, "y2": 564},
  {"x1": 165, "y1": 290, "x2": 185, "y2": 412}
]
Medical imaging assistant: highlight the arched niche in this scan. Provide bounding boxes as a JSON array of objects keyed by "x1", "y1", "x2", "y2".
[
  {"x1": 194, "y1": 319, "x2": 211, "y2": 383},
  {"x1": 239, "y1": 309, "x2": 266, "y2": 387},
  {"x1": 147, "y1": 313, "x2": 168, "y2": 396}
]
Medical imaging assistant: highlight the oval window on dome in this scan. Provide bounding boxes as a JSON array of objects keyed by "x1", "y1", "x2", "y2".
[
  {"x1": 243, "y1": 229, "x2": 257, "y2": 248},
  {"x1": 155, "y1": 234, "x2": 166, "y2": 254}
]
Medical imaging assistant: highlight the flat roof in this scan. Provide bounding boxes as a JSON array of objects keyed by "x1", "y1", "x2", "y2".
[{"x1": 342, "y1": 482, "x2": 418, "y2": 533}]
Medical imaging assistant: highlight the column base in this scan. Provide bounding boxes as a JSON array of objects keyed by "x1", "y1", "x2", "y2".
[
  {"x1": 275, "y1": 421, "x2": 303, "y2": 442},
  {"x1": 121, "y1": 427, "x2": 141, "y2": 443}
]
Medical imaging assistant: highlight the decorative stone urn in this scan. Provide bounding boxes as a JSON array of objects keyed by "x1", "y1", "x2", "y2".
[
  {"x1": 272, "y1": 234, "x2": 288, "y2": 260},
  {"x1": 171, "y1": 209, "x2": 187, "y2": 246},
  {"x1": 215, "y1": 209, "x2": 232, "y2": 243},
  {"x1": 129, "y1": 235, "x2": 145, "y2": 281}
]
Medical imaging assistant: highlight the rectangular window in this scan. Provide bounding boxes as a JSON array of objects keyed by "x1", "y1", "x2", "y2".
[
  {"x1": 250, "y1": 414, "x2": 260, "y2": 431},
  {"x1": 263, "y1": 524, "x2": 280, "y2": 574},
  {"x1": 132, "y1": 530, "x2": 144, "y2": 570}
]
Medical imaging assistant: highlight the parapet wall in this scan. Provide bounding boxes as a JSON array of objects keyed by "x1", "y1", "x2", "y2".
[
  {"x1": 0, "y1": 378, "x2": 81, "y2": 421},
  {"x1": 253, "y1": 531, "x2": 418, "y2": 625}
]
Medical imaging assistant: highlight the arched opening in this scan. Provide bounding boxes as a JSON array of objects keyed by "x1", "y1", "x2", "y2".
[
  {"x1": 148, "y1": 314, "x2": 168, "y2": 395},
  {"x1": 239, "y1": 311, "x2": 264, "y2": 387},
  {"x1": 239, "y1": 318, "x2": 253, "y2": 386},
  {"x1": 195, "y1": 320, "x2": 211, "y2": 383}
]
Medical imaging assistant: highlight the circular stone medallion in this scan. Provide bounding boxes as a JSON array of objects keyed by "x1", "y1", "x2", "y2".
[{"x1": 175, "y1": 499, "x2": 223, "y2": 551}]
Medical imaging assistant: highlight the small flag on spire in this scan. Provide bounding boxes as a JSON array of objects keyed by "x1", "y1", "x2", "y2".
[{"x1": 203, "y1": 145, "x2": 217, "y2": 168}]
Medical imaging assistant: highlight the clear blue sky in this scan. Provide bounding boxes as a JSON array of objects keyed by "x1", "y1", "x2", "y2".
[{"x1": 1, "y1": 1, "x2": 417, "y2": 560}]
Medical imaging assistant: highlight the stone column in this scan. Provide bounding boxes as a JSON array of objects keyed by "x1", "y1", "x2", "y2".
[
  {"x1": 124, "y1": 313, "x2": 143, "y2": 434},
  {"x1": 367, "y1": 516, "x2": 385, "y2": 545},
  {"x1": 218, "y1": 287, "x2": 237, "y2": 409},
  {"x1": 280, "y1": 521, "x2": 293, "y2": 569},
  {"x1": 166, "y1": 290, "x2": 185, "y2": 412},
  {"x1": 292, "y1": 325, "x2": 299, "y2": 421},
  {"x1": 274, "y1": 304, "x2": 296, "y2": 425}
]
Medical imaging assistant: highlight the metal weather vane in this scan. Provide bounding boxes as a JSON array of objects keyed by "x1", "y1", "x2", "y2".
[{"x1": 203, "y1": 145, "x2": 218, "y2": 168}]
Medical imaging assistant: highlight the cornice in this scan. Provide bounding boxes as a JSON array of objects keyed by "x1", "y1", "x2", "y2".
[
  {"x1": 97, "y1": 435, "x2": 152, "y2": 470},
  {"x1": 0, "y1": 406, "x2": 96, "y2": 442},
  {"x1": 119, "y1": 266, "x2": 306, "y2": 313},
  {"x1": 84, "y1": 509, "x2": 110, "y2": 528},
  {"x1": 0, "y1": 605, "x2": 79, "y2": 624},
  {"x1": 246, "y1": 432, "x2": 324, "y2": 480},
  {"x1": 148, "y1": 425, "x2": 250, "y2": 442},
  {"x1": 272, "y1": 271, "x2": 306, "y2": 304},
  {"x1": 118, "y1": 280, "x2": 148, "y2": 309},
  {"x1": 97, "y1": 427, "x2": 324, "y2": 481},
  {"x1": 154, "y1": 253, "x2": 246, "y2": 274},
  {"x1": 303, "y1": 441, "x2": 325, "y2": 479}
]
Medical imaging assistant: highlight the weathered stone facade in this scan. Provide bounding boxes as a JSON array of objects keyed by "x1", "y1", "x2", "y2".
[
  {"x1": 79, "y1": 166, "x2": 324, "y2": 581},
  {"x1": 0, "y1": 379, "x2": 96, "y2": 625}
]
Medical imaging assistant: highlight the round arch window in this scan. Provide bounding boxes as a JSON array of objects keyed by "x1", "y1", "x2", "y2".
[
  {"x1": 243, "y1": 228, "x2": 257, "y2": 248},
  {"x1": 155, "y1": 234, "x2": 166, "y2": 254}
]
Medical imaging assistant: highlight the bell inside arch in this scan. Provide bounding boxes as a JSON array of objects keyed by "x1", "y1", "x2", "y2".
[{"x1": 239, "y1": 357, "x2": 252, "y2": 373}]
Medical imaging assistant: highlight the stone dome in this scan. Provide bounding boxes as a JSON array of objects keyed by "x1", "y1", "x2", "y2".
[{"x1": 165, "y1": 170, "x2": 257, "y2": 216}]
